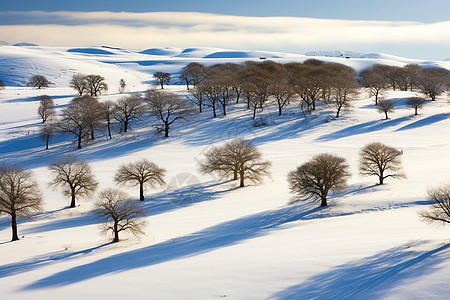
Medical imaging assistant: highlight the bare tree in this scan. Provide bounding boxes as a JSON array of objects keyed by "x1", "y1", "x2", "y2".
[
  {"x1": 199, "y1": 138, "x2": 271, "y2": 187},
  {"x1": 359, "y1": 65, "x2": 388, "y2": 105},
  {"x1": 59, "y1": 95, "x2": 101, "y2": 148},
  {"x1": 28, "y1": 75, "x2": 49, "y2": 89},
  {"x1": 40, "y1": 121, "x2": 57, "y2": 150},
  {"x1": 359, "y1": 142, "x2": 405, "y2": 185},
  {"x1": 189, "y1": 86, "x2": 205, "y2": 113},
  {"x1": 287, "y1": 153, "x2": 350, "y2": 207},
  {"x1": 330, "y1": 64, "x2": 358, "y2": 118},
  {"x1": 113, "y1": 94, "x2": 144, "y2": 133},
  {"x1": 0, "y1": 165, "x2": 42, "y2": 241},
  {"x1": 145, "y1": 89, "x2": 195, "y2": 137},
  {"x1": 37, "y1": 95, "x2": 56, "y2": 123},
  {"x1": 416, "y1": 67, "x2": 450, "y2": 101},
  {"x1": 377, "y1": 99, "x2": 395, "y2": 119},
  {"x1": 101, "y1": 100, "x2": 115, "y2": 139},
  {"x1": 114, "y1": 159, "x2": 166, "y2": 201},
  {"x1": 59, "y1": 96, "x2": 91, "y2": 149},
  {"x1": 85, "y1": 74, "x2": 108, "y2": 96},
  {"x1": 118, "y1": 79, "x2": 126, "y2": 93},
  {"x1": 154, "y1": 72, "x2": 171, "y2": 89},
  {"x1": 406, "y1": 97, "x2": 426, "y2": 115},
  {"x1": 49, "y1": 157, "x2": 98, "y2": 208},
  {"x1": 180, "y1": 63, "x2": 207, "y2": 90},
  {"x1": 70, "y1": 74, "x2": 87, "y2": 96},
  {"x1": 94, "y1": 188, "x2": 146, "y2": 242},
  {"x1": 420, "y1": 185, "x2": 450, "y2": 225}
]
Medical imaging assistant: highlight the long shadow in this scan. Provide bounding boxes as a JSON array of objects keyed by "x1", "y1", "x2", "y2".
[
  {"x1": 270, "y1": 242, "x2": 450, "y2": 300},
  {"x1": 23, "y1": 203, "x2": 323, "y2": 289},
  {"x1": 0, "y1": 243, "x2": 111, "y2": 279},
  {"x1": 24, "y1": 211, "x2": 99, "y2": 234},
  {"x1": 142, "y1": 181, "x2": 234, "y2": 216},
  {"x1": 317, "y1": 116, "x2": 413, "y2": 141},
  {"x1": 396, "y1": 113, "x2": 450, "y2": 131}
]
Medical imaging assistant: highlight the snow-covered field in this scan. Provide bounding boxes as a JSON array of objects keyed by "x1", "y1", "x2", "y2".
[{"x1": 1, "y1": 45, "x2": 450, "y2": 299}]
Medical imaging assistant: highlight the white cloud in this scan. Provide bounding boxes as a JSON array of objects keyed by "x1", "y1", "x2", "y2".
[{"x1": 0, "y1": 11, "x2": 449, "y2": 59}]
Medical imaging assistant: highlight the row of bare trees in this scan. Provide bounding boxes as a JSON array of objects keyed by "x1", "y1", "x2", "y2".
[
  {"x1": 38, "y1": 88, "x2": 194, "y2": 149},
  {"x1": 360, "y1": 64, "x2": 450, "y2": 103},
  {"x1": 0, "y1": 156, "x2": 167, "y2": 242},
  {"x1": 181, "y1": 60, "x2": 359, "y2": 119}
]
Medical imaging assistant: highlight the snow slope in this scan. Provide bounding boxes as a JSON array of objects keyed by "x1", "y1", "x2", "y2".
[{"x1": 1, "y1": 46, "x2": 450, "y2": 299}]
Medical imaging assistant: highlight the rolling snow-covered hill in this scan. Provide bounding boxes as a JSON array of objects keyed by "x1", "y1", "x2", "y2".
[{"x1": 1, "y1": 45, "x2": 450, "y2": 299}]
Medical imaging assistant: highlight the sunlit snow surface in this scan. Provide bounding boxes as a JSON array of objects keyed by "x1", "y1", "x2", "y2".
[{"x1": 1, "y1": 46, "x2": 450, "y2": 299}]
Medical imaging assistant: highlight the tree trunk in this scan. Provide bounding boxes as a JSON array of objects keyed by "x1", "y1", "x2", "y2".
[
  {"x1": 113, "y1": 222, "x2": 119, "y2": 242},
  {"x1": 77, "y1": 135, "x2": 82, "y2": 149},
  {"x1": 139, "y1": 182, "x2": 144, "y2": 201},
  {"x1": 160, "y1": 82, "x2": 164, "y2": 89},
  {"x1": 212, "y1": 102, "x2": 217, "y2": 118},
  {"x1": 320, "y1": 195, "x2": 328, "y2": 207},
  {"x1": 385, "y1": 111, "x2": 389, "y2": 119},
  {"x1": 70, "y1": 192, "x2": 76, "y2": 208},
  {"x1": 107, "y1": 122, "x2": 112, "y2": 139},
  {"x1": 252, "y1": 107, "x2": 257, "y2": 120},
  {"x1": 233, "y1": 169, "x2": 238, "y2": 181},
  {"x1": 336, "y1": 107, "x2": 341, "y2": 118},
  {"x1": 198, "y1": 103, "x2": 202, "y2": 113},
  {"x1": 164, "y1": 123, "x2": 169, "y2": 138},
  {"x1": 45, "y1": 136, "x2": 49, "y2": 150},
  {"x1": 124, "y1": 120, "x2": 128, "y2": 133},
  {"x1": 415, "y1": 107, "x2": 418, "y2": 115},
  {"x1": 11, "y1": 213, "x2": 19, "y2": 241},
  {"x1": 278, "y1": 105, "x2": 282, "y2": 116},
  {"x1": 222, "y1": 104, "x2": 227, "y2": 116},
  {"x1": 239, "y1": 169, "x2": 245, "y2": 187}
]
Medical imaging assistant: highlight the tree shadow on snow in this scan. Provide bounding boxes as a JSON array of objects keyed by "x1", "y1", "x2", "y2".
[
  {"x1": 23, "y1": 203, "x2": 325, "y2": 289},
  {"x1": 396, "y1": 113, "x2": 450, "y2": 131},
  {"x1": 270, "y1": 242, "x2": 450, "y2": 300},
  {"x1": 0, "y1": 243, "x2": 111, "y2": 279},
  {"x1": 317, "y1": 116, "x2": 413, "y2": 141}
]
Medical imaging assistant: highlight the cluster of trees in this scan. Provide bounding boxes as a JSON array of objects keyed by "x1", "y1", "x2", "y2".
[
  {"x1": 39, "y1": 83, "x2": 194, "y2": 150},
  {"x1": 288, "y1": 142, "x2": 404, "y2": 206},
  {"x1": 360, "y1": 64, "x2": 450, "y2": 103},
  {"x1": 70, "y1": 74, "x2": 109, "y2": 96},
  {"x1": 181, "y1": 60, "x2": 358, "y2": 119},
  {"x1": 0, "y1": 157, "x2": 167, "y2": 243}
]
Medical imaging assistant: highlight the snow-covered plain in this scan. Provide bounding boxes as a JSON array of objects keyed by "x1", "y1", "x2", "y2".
[{"x1": 1, "y1": 45, "x2": 450, "y2": 299}]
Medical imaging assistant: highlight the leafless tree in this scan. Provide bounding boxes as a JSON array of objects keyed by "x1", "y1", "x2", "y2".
[
  {"x1": 114, "y1": 159, "x2": 166, "y2": 201},
  {"x1": 118, "y1": 79, "x2": 126, "y2": 93},
  {"x1": 359, "y1": 142, "x2": 405, "y2": 185},
  {"x1": 269, "y1": 67, "x2": 295, "y2": 116},
  {"x1": 49, "y1": 157, "x2": 98, "y2": 208},
  {"x1": 145, "y1": 89, "x2": 195, "y2": 137},
  {"x1": 377, "y1": 99, "x2": 395, "y2": 119},
  {"x1": 94, "y1": 188, "x2": 146, "y2": 242},
  {"x1": 28, "y1": 75, "x2": 49, "y2": 89},
  {"x1": 101, "y1": 100, "x2": 115, "y2": 139},
  {"x1": 420, "y1": 185, "x2": 450, "y2": 225},
  {"x1": 180, "y1": 63, "x2": 207, "y2": 90},
  {"x1": 199, "y1": 138, "x2": 271, "y2": 187},
  {"x1": 37, "y1": 95, "x2": 56, "y2": 123},
  {"x1": 0, "y1": 165, "x2": 42, "y2": 241},
  {"x1": 113, "y1": 94, "x2": 144, "y2": 133},
  {"x1": 330, "y1": 64, "x2": 358, "y2": 118},
  {"x1": 406, "y1": 97, "x2": 426, "y2": 115},
  {"x1": 154, "y1": 72, "x2": 171, "y2": 89},
  {"x1": 359, "y1": 66, "x2": 388, "y2": 105},
  {"x1": 59, "y1": 96, "x2": 93, "y2": 149},
  {"x1": 189, "y1": 86, "x2": 205, "y2": 113},
  {"x1": 287, "y1": 153, "x2": 350, "y2": 207},
  {"x1": 70, "y1": 74, "x2": 87, "y2": 96},
  {"x1": 85, "y1": 74, "x2": 108, "y2": 96},
  {"x1": 416, "y1": 67, "x2": 450, "y2": 101},
  {"x1": 40, "y1": 121, "x2": 57, "y2": 150}
]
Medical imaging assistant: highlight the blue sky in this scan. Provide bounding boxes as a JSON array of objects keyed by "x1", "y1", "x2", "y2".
[{"x1": 1, "y1": 1, "x2": 449, "y2": 59}]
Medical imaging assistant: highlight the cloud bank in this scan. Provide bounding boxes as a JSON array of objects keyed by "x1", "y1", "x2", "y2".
[{"x1": 0, "y1": 11, "x2": 449, "y2": 59}]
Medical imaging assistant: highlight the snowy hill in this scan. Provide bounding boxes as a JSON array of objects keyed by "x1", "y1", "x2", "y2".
[{"x1": 1, "y1": 46, "x2": 450, "y2": 299}]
